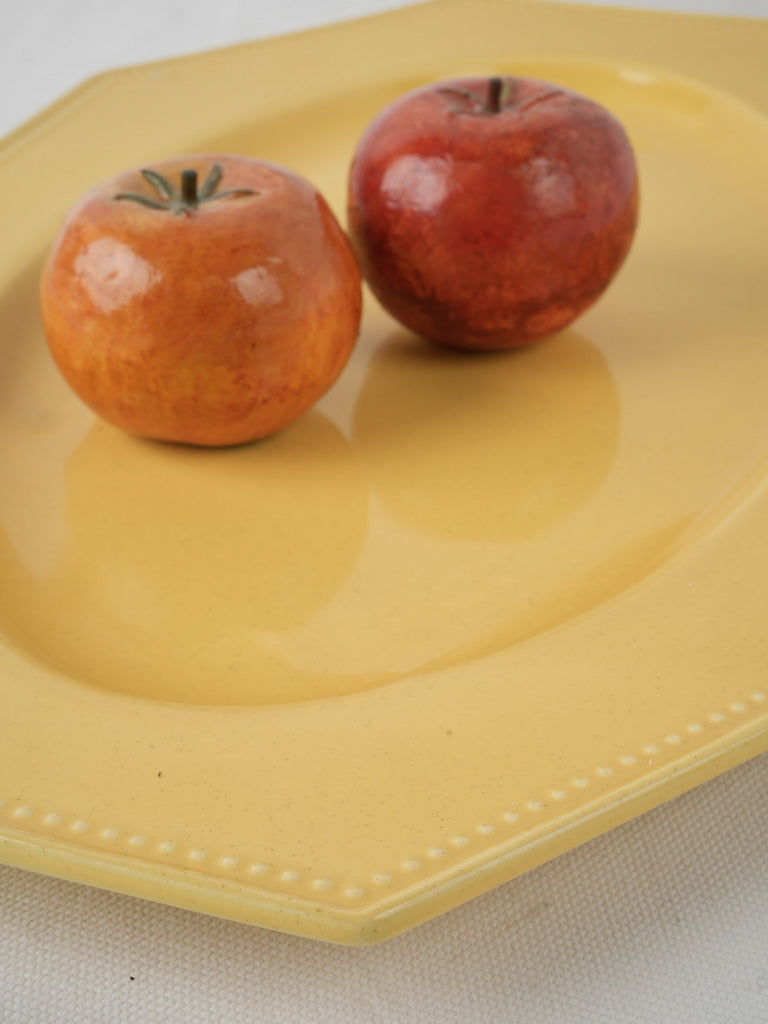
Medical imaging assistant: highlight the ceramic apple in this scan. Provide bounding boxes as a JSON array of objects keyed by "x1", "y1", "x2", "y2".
[
  {"x1": 347, "y1": 76, "x2": 639, "y2": 349},
  {"x1": 40, "y1": 154, "x2": 362, "y2": 446}
]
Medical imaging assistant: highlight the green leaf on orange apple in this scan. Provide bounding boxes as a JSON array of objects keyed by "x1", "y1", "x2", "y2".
[{"x1": 115, "y1": 163, "x2": 256, "y2": 215}]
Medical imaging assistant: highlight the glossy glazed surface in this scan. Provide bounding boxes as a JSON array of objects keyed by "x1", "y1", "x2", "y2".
[
  {"x1": 348, "y1": 76, "x2": 638, "y2": 348},
  {"x1": 40, "y1": 155, "x2": 362, "y2": 445},
  {"x1": 1, "y1": 0, "x2": 768, "y2": 945}
]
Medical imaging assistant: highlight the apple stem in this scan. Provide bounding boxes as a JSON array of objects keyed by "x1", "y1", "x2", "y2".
[
  {"x1": 488, "y1": 77, "x2": 505, "y2": 114},
  {"x1": 115, "y1": 164, "x2": 257, "y2": 214},
  {"x1": 180, "y1": 169, "x2": 199, "y2": 206}
]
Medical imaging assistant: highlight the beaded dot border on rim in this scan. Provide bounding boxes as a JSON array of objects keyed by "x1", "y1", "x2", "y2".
[{"x1": 1, "y1": 692, "x2": 765, "y2": 904}]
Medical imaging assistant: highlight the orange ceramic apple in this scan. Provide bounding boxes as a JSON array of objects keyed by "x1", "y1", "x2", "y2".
[
  {"x1": 348, "y1": 76, "x2": 639, "y2": 350},
  {"x1": 40, "y1": 154, "x2": 362, "y2": 445}
]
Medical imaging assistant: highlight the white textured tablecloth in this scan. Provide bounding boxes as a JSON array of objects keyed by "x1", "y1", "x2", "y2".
[{"x1": 2, "y1": 2, "x2": 767, "y2": 1021}]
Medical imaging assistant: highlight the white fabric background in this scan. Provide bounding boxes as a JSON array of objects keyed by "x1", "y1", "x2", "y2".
[{"x1": 2, "y1": 2, "x2": 768, "y2": 1021}]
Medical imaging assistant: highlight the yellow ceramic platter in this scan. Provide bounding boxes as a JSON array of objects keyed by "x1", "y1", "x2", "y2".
[{"x1": 1, "y1": 0, "x2": 768, "y2": 945}]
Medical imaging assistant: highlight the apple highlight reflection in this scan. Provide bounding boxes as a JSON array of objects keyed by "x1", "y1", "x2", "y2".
[
  {"x1": 232, "y1": 263, "x2": 285, "y2": 308},
  {"x1": 380, "y1": 155, "x2": 452, "y2": 213},
  {"x1": 74, "y1": 236, "x2": 162, "y2": 314}
]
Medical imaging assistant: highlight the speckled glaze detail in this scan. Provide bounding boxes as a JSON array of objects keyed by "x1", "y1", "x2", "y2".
[{"x1": 3, "y1": 692, "x2": 765, "y2": 905}]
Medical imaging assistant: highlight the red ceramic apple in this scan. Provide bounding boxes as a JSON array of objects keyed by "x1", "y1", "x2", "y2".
[
  {"x1": 347, "y1": 76, "x2": 639, "y2": 350},
  {"x1": 40, "y1": 154, "x2": 362, "y2": 446}
]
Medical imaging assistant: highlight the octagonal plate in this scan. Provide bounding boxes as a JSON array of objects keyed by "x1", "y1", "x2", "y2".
[{"x1": 1, "y1": 0, "x2": 768, "y2": 943}]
